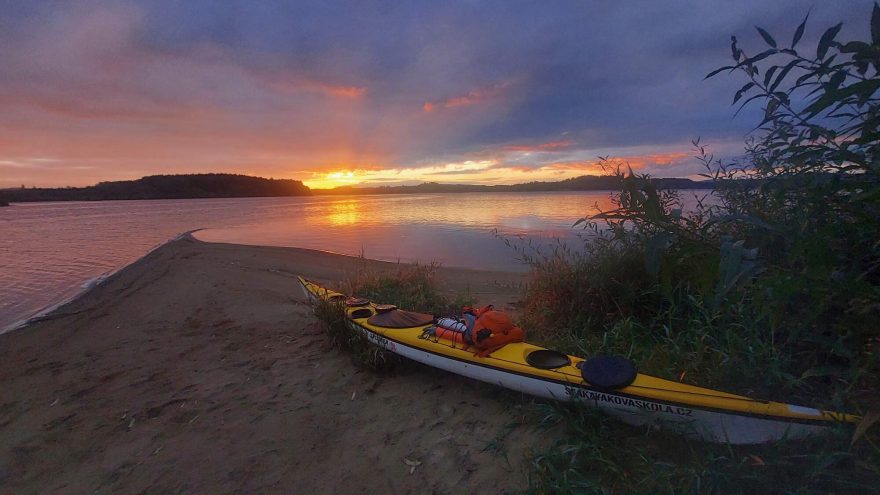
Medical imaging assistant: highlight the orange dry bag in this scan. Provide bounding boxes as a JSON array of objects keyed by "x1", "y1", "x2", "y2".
[{"x1": 471, "y1": 310, "x2": 524, "y2": 357}]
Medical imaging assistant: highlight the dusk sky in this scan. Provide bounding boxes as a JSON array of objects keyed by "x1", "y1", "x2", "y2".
[{"x1": 0, "y1": 1, "x2": 868, "y2": 188}]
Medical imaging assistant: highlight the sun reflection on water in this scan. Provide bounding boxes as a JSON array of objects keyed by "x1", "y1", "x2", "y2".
[{"x1": 325, "y1": 200, "x2": 362, "y2": 226}]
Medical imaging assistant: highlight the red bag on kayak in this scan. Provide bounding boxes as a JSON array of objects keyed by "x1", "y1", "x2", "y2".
[{"x1": 471, "y1": 310, "x2": 524, "y2": 357}]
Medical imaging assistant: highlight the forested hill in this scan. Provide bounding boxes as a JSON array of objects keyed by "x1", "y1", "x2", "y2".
[
  {"x1": 315, "y1": 175, "x2": 711, "y2": 195},
  {"x1": 1, "y1": 174, "x2": 312, "y2": 202}
]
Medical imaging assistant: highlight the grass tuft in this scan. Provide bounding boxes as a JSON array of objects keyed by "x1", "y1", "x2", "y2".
[
  {"x1": 344, "y1": 260, "x2": 472, "y2": 316},
  {"x1": 312, "y1": 296, "x2": 399, "y2": 370},
  {"x1": 312, "y1": 261, "x2": 474, "y2": 370}
]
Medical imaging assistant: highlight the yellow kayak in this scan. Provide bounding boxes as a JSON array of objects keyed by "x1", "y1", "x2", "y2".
[{"x1": 299, "y1": 276, "x2": 857, "y2": 444}]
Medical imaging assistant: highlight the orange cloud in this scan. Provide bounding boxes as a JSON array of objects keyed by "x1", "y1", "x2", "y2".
[
  {"x1": 504, "y1": 140, "x2": 573, "y2": 152},
  {"x1": 331, "y1": 86, "x2": 368, "y2": 98},
  {"x1": 544, "y1": 160, "x2": 606, "y2": 174},
  {"x1": 539, "y1": 151, "x2": 692, "y2": 176},
  {"x1": 256, "y1": 71, "x2": 367, "y2": 99},
  {"x1": 422, "y1": 81, "x2": 510, "y2": 112},
  {"x1": 0, "y1": 91, "x2": 201, "y2": 121},
  {"x1": 496, "y1": 165, "x2": 534, "y2": 173},
  {"x1": 303, "y1": 163, "x2": 389, "y2": 175},
  {"x1": 623, "y1": 151, "x2": 691, "y2": 170}
]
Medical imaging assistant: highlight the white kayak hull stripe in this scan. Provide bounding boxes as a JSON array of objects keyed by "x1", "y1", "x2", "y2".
[{"x1": 348, "y1": 320, "x2": 829, "y2": 444}]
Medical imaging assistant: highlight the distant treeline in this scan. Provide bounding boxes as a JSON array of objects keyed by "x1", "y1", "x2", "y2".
[
  {"x1": 1, "y1": 174, "x2": 311, "y2": 203},
  {"x1": 1, "y1": 173, "x2": 714, "y2": 204},
  {"x1": 313, "y1": 175, "x2": 713, "y2": 195}
]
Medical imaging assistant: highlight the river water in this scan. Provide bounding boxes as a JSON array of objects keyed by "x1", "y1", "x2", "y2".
[{"x1": 0, "y1": 191, "x2": 712, "y2": 331}]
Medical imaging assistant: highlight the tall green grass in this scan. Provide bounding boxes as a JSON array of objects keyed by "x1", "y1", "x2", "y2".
[
  {"x1": 519, "y1": 231, "x2": 796, "y2": 400},
  {"x1": 342, "y1": 261, "x2": 472, "y2": 316},
  {"x1": 312, "y1": 295, "x2": 397, "y2": 370},
  {"x1": 311, "y1": 261, "x2": 473, "y2": 369}
]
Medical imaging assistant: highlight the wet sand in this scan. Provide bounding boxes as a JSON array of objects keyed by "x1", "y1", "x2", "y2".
[{"x1": 0, "y1": 235, "x2": 547, "y2": 494}]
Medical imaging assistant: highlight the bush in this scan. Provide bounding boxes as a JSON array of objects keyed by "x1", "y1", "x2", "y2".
[
  {"x1": 526, "y1": 3, "x2": 880, "y2": 412},
  {"x1": 705, "y1": 4, "x2": 880, "y2": 408},
  {"x1": 523, "y1": 6, "x2": 880, "y2": 492},
  {"x1": 343, "y1": 261, "x2": 472, "y2": 316}
]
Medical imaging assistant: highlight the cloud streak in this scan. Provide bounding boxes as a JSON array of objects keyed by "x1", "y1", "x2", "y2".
[{"x1": 423, "y1": 81, "x2": 512, "y2": 112}]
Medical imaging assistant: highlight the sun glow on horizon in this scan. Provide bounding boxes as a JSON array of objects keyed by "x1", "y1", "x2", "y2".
[
  {"x1": 302, "y1": 160, "x2": 501, "y2": 189},
  {"x1": 303, "y1": 170, "x2": 361, "y2": 189}
]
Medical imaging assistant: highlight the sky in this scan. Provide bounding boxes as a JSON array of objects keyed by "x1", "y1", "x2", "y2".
[{"x1": 0, "y1": 1, "x2": 869, "y2": 188}]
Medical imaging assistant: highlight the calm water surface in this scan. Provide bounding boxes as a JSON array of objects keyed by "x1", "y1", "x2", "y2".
[{"x1": 0, "y1": 191, "x2": 711, "y2": 331}]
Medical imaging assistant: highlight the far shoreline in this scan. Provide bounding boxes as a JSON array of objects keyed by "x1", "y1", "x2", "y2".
[{"x1": 1, "y1": 172, "x2": 714, "y2": 204}]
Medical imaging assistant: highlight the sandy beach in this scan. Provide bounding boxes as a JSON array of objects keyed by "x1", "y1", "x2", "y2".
[{"x1": 0, "y1": 235, "x2": 549, "y2": 494}]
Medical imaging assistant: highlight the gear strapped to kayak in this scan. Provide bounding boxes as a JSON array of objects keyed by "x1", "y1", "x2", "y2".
[
  {"x1": 425, "y1": 305, "x2": 524, "y2": 356},
  {"x1": 299, "y1": 276, "x2": 859, "y2": 444},
  {"x1": 470, "y1": 308, "x2": 525, "y2": 357}
]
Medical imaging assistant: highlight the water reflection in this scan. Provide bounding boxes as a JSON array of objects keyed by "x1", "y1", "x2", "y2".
[
  {"x1": 325, "y1": 200, "x2": 362, "y2": 226},
  {"x1": 1, "y1": 190, "x2": 713, "y2": 330},
  {"x1": 196, "y1": 191, "x2": 630, "y2": 270}
]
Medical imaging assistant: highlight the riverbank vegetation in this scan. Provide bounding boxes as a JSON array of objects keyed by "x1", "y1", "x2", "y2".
[{"x1": 523, "y1": 7, "x2": 880, "y2": 493}]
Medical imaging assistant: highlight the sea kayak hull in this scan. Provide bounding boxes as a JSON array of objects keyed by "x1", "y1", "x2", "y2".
[{"x1": 299, "y1": 277, "x2": 854, "y2": 444}]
